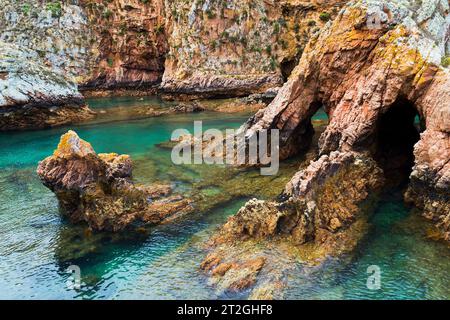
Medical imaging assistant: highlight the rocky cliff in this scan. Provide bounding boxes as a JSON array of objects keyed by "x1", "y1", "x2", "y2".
[
  {"x1": 1, "y1": 0, "x2": 346, "y2": 95},
  {"x1": 0, "y1": 41, "x2": 94, "y2": 130},
  {"x1": 233, "y1": 0, "x2": 450, "y2": 240},
  {"x1": 1, "y1": 0, "x2": 168, "y2": 92},
  {"x1": 1, "y1": 0, "x2": 348, "y2": 129},
  {"x1": 161, "y1": 0, "x2": 346, "y2": 98},
  {"x1": 79, "y1": 0, "x2": 168, "y2": 91}
]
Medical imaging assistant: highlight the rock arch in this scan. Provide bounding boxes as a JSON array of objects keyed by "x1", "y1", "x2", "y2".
[{"x1": 212, "y1": 0, "x2": 450, "y2": 248}]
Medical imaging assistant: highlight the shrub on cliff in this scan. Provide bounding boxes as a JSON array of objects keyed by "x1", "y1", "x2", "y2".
[{"x1": 442, "y1": 56, "x2": 450, "y2": 68}]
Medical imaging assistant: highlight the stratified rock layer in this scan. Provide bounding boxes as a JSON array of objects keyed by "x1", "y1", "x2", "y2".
[
  {"x1": 79, "y1": 0, "x2": 168, "y2": 90},
  {"x1": 37, "y1": 131, "x2": 192, "y2": 231},
  {"x1": 0, "y1": 41, "x2": 94, "y2": 131},
  {"x1": 1, "y1": 0, "x2": 168, "y2": 91}
]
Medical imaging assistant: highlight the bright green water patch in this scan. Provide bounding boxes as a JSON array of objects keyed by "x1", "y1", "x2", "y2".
[{"x1": 0, "y1": 96, "x2": 448, "y2": 300}]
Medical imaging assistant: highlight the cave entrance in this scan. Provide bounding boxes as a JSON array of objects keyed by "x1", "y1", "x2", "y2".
[{"x1": 374, "y1": 97, "x2": 422, "y2": 187}]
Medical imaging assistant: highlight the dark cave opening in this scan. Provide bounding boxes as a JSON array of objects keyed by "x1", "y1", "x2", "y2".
[
  {"x1": 280, "y1": 58, "x2": 298, "y2": 82},
  {"x1": 374, "y1": 97, "x2": 422, "y2": 187}
]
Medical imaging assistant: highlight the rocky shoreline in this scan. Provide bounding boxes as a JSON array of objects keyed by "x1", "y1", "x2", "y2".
[{"x1": 198, "y1": 0, "x2": 450, "y2": 296}]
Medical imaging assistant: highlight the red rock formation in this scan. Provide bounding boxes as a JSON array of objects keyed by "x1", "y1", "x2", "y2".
[
  {"x1": 161, "y1": 0, "x2": 346, "y2": 98},
  {"x1": 201, "y1": 1, "x2": 450, "y2": 296},
  {"x1": 233, "y1": 0, "x2": 450, "y2": 241}
]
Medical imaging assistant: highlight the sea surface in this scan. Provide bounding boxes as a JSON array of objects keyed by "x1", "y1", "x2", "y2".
[{"x1": 0, "y1": 96, "x2": 448, "y2": 299}]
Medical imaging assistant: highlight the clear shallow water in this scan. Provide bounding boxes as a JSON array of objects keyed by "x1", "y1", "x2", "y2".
[{"x1": 0, "y1": 97, "x2": 448, "y2": 300}]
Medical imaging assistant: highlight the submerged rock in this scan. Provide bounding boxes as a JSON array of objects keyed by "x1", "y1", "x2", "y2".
[
  {"x1": 0, "y1": 42, "x2": 94, "y2": 130},
  {"x1": 37, "y1": 130, "x2": 192, "y2": 231}
]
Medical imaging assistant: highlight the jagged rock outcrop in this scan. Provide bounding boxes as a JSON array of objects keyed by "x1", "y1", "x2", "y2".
[
  {"x1": 202, "y1": 0, "x2": 450, "y2": 296},
  {"x1": 161, "y1": 0, "x2": 346, "y2": 98},
  {"x1": 232, "y1": 0, "x2": 450, "y2": 240},
  {"x1": 37, "y1": 130, "x2": 192, "y2": 231},
  {"x1": 0, "y1": 41, "x2": 94, "y2": 130},
  {"x1": 211, "y1": 151, "x2": 384, "y2": 245}
]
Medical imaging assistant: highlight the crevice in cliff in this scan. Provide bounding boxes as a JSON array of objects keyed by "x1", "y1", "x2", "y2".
[
  {"x1": 373, "y1": 97, "x2": 422, "y2": 187},
  {"x1": 280, "y1": 58, "x2": 298, "y2": 82}
]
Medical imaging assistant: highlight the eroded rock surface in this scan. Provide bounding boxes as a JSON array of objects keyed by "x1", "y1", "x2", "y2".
[
  {"x1": 202, "y1": 0, "x2": 450, "y2": 297},
  {"x1": 1, "y1": 0, "x2": 168, "y2": 92},
  {"x1": 37, "y1": 130, "x2": 192, "y2": 231},
  {"x1": 162, "y1": 0, "x2": 346, "y2": 98},
  {"x1": 0, "y1": 41, "x2": 94, "y2": 131},
  {"x1": 234, "y1": 0, "x2": 450, "y2": 240}
]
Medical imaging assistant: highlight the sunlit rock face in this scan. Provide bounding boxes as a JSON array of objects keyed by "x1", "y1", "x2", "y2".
[
  {"x1": 79, "y1": 0, "x2": 168, "y2": 91},
  {"x1": 231, "y1": 0, "x2": 450, "y2": 240},
  {"x1": 0, "y1": 41, "x2": 94, "y2": 130},
  {"x1": 161, "y1": 0, "x2": 346, "y2": 98},
  {"x1": 1, "y1": 0, "x2": 347, "y2": 98},
  {"x1": 37, "y1": 131, "x2": 193, "y2": 232}
]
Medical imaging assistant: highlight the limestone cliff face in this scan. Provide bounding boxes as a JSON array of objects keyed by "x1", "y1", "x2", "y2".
[
  {"x1": 79, "y1": 0, "x2": 168, "y2": 90},
  {"x1": 0, "y1": 0, "x2": 92, "y2": 81},
  {"x1": 161, "y1": 0, "x2": 346, "y2": 97},
  {"x1": 0, "y1": 0, "x2": 168, "y2": 91}
]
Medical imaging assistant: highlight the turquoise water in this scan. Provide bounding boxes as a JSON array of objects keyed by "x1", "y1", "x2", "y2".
[{"x1": 0, "y1": 97, "x2": 448, "y2": 299}]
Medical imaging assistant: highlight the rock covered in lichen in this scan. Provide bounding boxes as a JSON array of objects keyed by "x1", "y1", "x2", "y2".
[
  {"x1": 0, "y1": 41, "x2": 94, "y2": 130},
  {"x1": 161, "y1": 0, "x2": 346, "y2": 97},
  {"x1": 201, "y1": 0, "x2": 450, "y2": 296},
  {"x1": 234, "y1": 0, "x2": 450, "y2": 240},
  {"x1": 0, "y1": 0, "x2": 168, "y2": 92},
  {"x1": 37, "y1": 130, "x2": 192, "y2": 231},
  {"x1": 211, "y1": 152, "x2": 384, "y2": 246}
]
